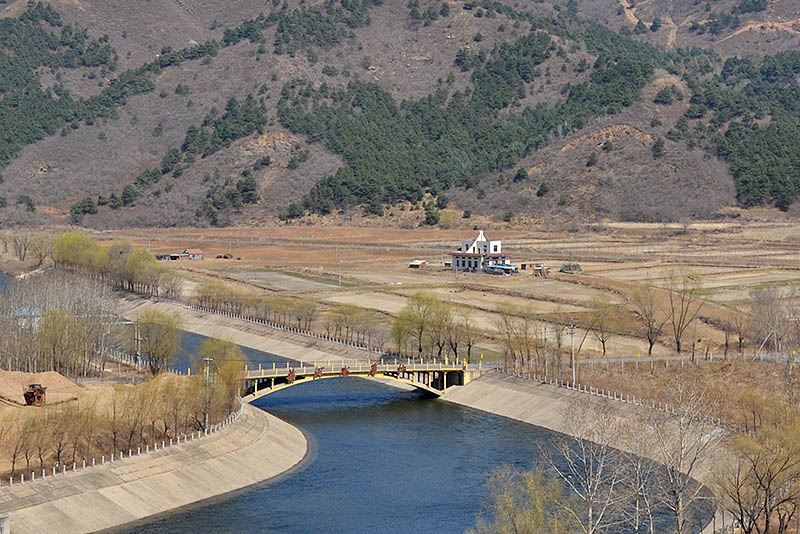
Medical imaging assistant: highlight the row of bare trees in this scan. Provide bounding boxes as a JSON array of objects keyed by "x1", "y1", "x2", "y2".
[
  {"x1": 196, "y1": 280, "x2": 399, "y2": 351},
  {"x1": 0, "y1": 337, "x2": 244, "y2": 480},
  {"x1": 390, "y1": 292, "x2": 482, "y2": 362},
  {"x1": 196, "y1": 280, "x2": 318, "y2": 329},
  {"x1": 490, "y1": 270, "x2": 714, "y2": 368},
  {"x1": 0, "y1": 271, "x2": 125, "y2": 376},
  {"x1": 0, "y1": 231, "x2": 51, "y2": 266}
]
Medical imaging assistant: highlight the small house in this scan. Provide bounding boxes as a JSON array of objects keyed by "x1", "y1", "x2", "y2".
[
  {"x1": 450, "y1": 230, "x2": 510, "y2": 272},
  {"x1": 184, "y1": 249, "x2": 204, "y2": 261},
  {"x1": 408, "y1": 260, "x2": 429, "y2": 269}
]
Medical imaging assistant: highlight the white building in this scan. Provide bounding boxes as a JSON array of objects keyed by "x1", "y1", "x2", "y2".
[{"x1": 450, "y1": 230, "x2": 511, "y2": 271}]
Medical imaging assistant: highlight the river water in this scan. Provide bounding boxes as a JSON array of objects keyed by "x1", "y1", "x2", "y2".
[{"x1": 113, "y1": 374, "x2": 710, "y2": 534}]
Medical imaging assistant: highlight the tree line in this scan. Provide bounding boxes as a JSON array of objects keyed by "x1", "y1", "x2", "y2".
[
  {"x1": 195, "y1": 279, "x2": 392, "y2": 350},
  {"x1": 0, "y1": 270, "x2": 123, "y2": 377},
  {"x1": 0, "y1": 336, "x2": 244, "y2": 480},
  {"x1": 51, "y1": 232, "x2": 182, "y2": 298}
]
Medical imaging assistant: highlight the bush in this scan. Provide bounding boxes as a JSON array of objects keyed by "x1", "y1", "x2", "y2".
[
  {"x1": 423, "y1": 206, "x2": 440, "y2": 225},
  {"x1": 281, "y1": 203, "x2": 304, "y2": 220},
  {"x1": 652, "y1": 138, "x2": 666, "y2": 159}
]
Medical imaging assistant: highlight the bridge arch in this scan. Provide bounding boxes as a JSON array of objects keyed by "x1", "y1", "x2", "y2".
[{"x1": 240, "y1": 361, "x2": 480, "y2": 403}]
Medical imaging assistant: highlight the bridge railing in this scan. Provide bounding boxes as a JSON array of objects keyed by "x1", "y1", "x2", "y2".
[{"x1": 243, "y1": 359, "x2": 487, "y2": 379}]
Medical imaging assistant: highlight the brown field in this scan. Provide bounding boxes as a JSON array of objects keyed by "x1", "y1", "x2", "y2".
[{"x1": 87, "y1": 220, "x2": 800, "y2": 360}]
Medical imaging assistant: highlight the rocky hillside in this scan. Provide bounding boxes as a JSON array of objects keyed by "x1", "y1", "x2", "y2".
[{"x1": 0, "y1": 0, "x2": 798, "y2": 228}]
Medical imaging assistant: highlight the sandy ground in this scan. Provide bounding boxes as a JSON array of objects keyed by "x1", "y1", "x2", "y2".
[{"x1": 0, "y1": 370, "x2": 83, "y2": 405}]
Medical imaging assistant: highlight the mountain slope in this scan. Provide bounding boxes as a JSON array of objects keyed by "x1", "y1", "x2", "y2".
[{"x1": 0, "y1": 0, "x2": 797, "y2": 228}]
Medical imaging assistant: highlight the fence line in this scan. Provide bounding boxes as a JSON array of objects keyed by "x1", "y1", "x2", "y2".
[
  {"x1": 0, "y1": 397, "x2": 245, "y2": 490},
  {"x1": 167, "y1": 299, "x2": 399, "y2": 359},
  {"x1": 495, "y1": 367, "x2": 746, "y2": 435}
]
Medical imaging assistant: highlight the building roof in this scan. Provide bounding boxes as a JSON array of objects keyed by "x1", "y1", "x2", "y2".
[
  {"x1": 408, "y1": 259, "x2": 428, "y2": 266},
  {"x1": 449, "y1": 252, "x2": 507, "y2": 257}
]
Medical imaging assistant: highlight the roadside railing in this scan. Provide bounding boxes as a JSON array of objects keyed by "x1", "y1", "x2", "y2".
[
  {"x1": 495, "y1": 367, "x2": 745, "y2": 435},
  {"x1": 0, "y1": 397, "x2": 245, "y2": 490},
  {"x1": 103, "y1": 347, "x2": 185, "y2": 375}
]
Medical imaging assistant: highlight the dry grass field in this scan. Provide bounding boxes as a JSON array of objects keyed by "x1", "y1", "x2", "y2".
[{"x1": 100, "y1": 219, "x2": 800, "y2": 360}]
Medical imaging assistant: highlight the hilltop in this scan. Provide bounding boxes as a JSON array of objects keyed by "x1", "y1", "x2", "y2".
[{"x1": 0, "y1": 0, "x2": 798, "y2": 228}]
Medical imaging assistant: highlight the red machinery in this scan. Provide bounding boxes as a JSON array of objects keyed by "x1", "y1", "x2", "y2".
[{"x1": 24, "y1": 384, "x2": 47, "y2": 406}]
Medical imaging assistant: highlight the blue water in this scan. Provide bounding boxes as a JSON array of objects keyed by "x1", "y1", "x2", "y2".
[
  {"x1": 111, "y1": 377, "x2": 711, "y2": 534},
  {"x1": 173, "y1": 331, "x2": 301, "y2": 373}
]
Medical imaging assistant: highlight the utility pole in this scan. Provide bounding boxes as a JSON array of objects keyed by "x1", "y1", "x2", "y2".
[
  {"x1": 203, "y1": 357, "x2": 213, "y2": 431},
  {"x1": 570, "y1": 324, "x2": 576, "y2": 385}
]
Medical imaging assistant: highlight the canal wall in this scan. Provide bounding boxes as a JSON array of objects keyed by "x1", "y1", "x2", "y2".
[
  {"x1": 0, "y1": 404, "x2": 307, "y2": 534},
  {"x1": 442, "y1": 372, "x2": 724, "y2": 534}
]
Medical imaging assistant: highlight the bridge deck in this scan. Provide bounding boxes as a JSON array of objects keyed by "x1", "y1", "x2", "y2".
[{"x1": 244, "y1": 361, "x2": 481, "y2": 380}]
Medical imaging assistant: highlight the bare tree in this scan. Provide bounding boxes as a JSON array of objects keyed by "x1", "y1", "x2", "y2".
[
  {"x1": 749, "y1": 288, "x2": 789, "y2": 353},
  {"x1": 461, "y1": 311, "x2": 480, "y2": 364},
  {"x1": 428, "y1": 301, "x2": 454, "y2": 358},
  {"x1": 29, "y1": 234, "x2": 51, "y2": 268},
  {"x1": 588, "y1": 296, "x2": 619, "y2": 358},
  {"x1": 12, "y1": 233, "x2": 31, "y2": 262},
  {"x1": 716, "y1": 395, "x2": 800, "y2": 534},
  {"x1": 647, "y1": 375, "x2": 722, "y2": 534},
  {"x1": 160, "y1": 271, "x2": 183, "y2": 300},
  {"x1": 0, "y1": 230, "x2": 10, "y2": 254},
  {"x1": 545, "y1": 398, "x2": 629, "y2": 534},
  {"x1": 631, "y1": 283, "x2": 668, "y2": 356},
  {"x1": 665, "y1": 270, "x2": 706, "y2": 354},
  {"x1": 621, "y1": 422, "x2": 660, "y2": 534}
]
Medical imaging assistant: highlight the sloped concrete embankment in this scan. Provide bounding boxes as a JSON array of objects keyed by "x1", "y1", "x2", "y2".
[
  {"x1": 0, "y1": 404, "x2": 307, "y2": 533},
  {"x1": 442, "y1": 372, "x2": 723, "y2": 534}
]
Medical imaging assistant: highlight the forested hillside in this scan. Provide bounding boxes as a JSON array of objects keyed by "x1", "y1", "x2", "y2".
[{"x1": 0, "y1": 0, "x2": 798, "y2": 227}]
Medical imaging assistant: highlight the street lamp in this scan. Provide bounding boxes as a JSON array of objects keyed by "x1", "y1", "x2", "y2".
[
  {"x1": 570, "y1": 324, "x2": 576, "y2": 385},
  {"x1": 203, "y1": 357, "x2": 213, "y2": 431}
]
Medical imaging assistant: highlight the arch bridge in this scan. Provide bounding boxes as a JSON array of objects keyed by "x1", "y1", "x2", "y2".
[{"x1": 241, "y1": 359, "x2": 485, "y2": 402}]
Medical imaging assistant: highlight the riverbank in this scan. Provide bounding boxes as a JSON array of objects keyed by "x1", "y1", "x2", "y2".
[
  {"x1": 0, "y1": 403, "x2": 307, "y2": 534},
  {"x1": 117, "y1": 295, "x2": 373, "y2": 367},
  {"x1": 442, "y1": 372, "x2": 724, "y2": 534}
]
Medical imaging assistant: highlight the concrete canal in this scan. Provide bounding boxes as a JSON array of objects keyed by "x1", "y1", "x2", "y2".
[{"x1": 112, "y1": 376, "x2": 710, "y2": 534}]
